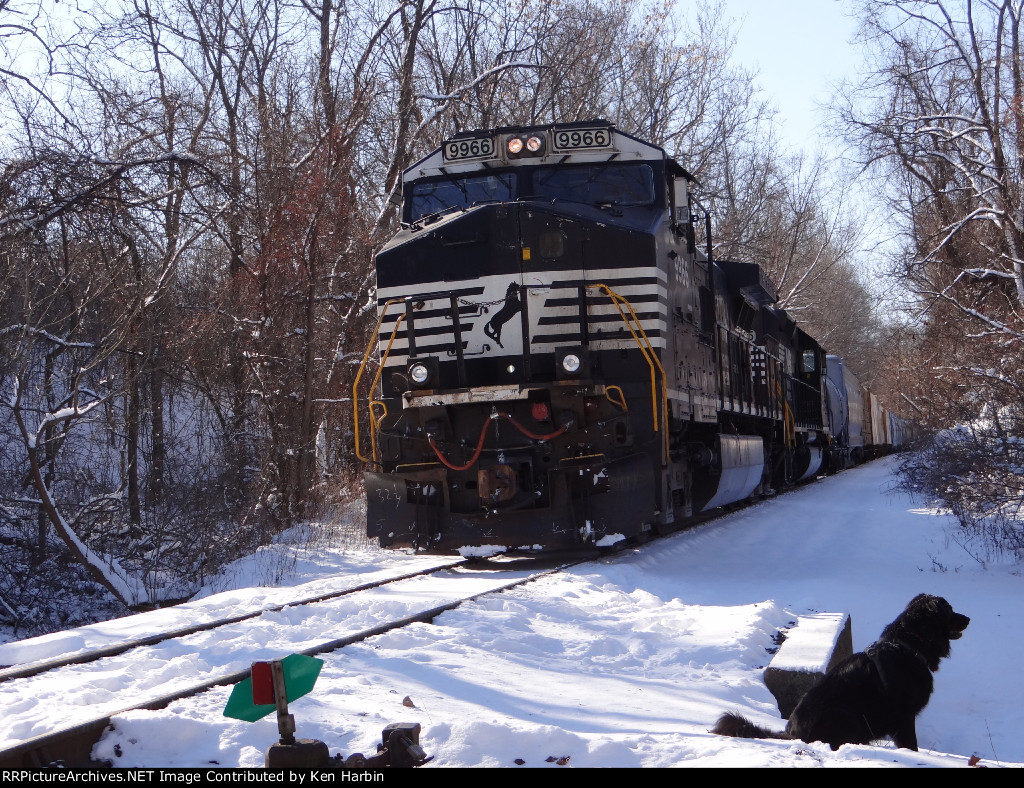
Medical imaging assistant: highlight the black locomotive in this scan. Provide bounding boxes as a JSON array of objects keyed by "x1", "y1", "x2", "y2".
[{"x1": 353, "y1": 121, "x2": 907, "y2": 554}]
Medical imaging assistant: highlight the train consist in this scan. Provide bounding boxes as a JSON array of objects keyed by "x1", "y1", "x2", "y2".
[{"x1": 353, "y1": 121, "x2": 910, "y2": 554}]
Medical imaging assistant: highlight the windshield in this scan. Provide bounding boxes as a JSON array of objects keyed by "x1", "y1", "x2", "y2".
[
  {"x1": 408, "y1": 172, "x2": 517, "y2": 222},
  {"x1": 533, "y1": 163, "x2": 655, "y2": 206},
  {"x1": 404, "y1": 162, "x2": 658, "y2": 223}
]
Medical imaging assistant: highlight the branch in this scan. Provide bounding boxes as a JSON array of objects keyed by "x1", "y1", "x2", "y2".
[{"x1": 0, "y1": 153, "x2": 203, "y2": 236}]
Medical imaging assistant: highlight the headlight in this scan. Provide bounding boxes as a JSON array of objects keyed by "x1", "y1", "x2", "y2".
[
  {"x1": 555, "y1": 347, "x2": 588, "y2": 380},
  {"x1": 404, "y1": 357, "x2": 438, "y2": 390},
  {"x1": 505, "y1": 133, "x2": 546, "y2": 158},
  {"x1": 409, "y1": 363, "x2": 431, "y2": 385}
]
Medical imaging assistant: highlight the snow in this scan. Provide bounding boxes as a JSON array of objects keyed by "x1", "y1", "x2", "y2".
[
  {"x1": 1, "y1": 457, "x2": 1021, "y2": 768},
  {"x1": 0, "y1": 554, "x2": 459, "y2": 666},
  {"x1": 456, "y1": 545, "x2": 508, "y2": 559},
  {"x1": 767, "y1": 612, "x2": 848, "y2": 674}
]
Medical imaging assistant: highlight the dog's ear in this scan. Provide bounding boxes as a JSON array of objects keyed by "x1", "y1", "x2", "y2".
[
  {"x1": 908, "y1": 594, "x2": 952, "y2": 619},
  {"x1": 931, "y1": 596, "x2": 951, "y2": 616}
]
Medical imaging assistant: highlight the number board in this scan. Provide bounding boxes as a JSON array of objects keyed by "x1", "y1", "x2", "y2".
[
  {"x1": 552, "y1": 127, "x2": 613, "y2": 152},
  {"x1": 443, "y1": 135, "x2": 496, "y2": 162}
]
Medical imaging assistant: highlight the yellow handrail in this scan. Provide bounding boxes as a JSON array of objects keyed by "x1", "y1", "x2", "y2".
[
  {"x1": 352, "y1": 298, "x2": 404, "y2": 464},
  {"x1": 605, "y1": 384, "x2": 628, "y2": 412},
  {"x1": 586, "y1": 283, "x2": 669, "y2": 458},
  {"x1": 774, "y1": 377, "x2": 795, "y2": 448},
  {"x1": 369, "y1": 400, "x2": 389, "y2": 463}
]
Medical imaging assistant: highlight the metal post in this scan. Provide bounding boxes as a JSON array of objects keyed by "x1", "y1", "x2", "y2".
[
  {"x1": 450, "y1": 294, "x2": 467, "y2": 387},
  {"x1": 270, "y1": 661, "x2": 295, "y2": 746},
  {"x1": 518, "y1": 284, "x2": 532, "y2": 380},
  {"x1": 404, "y1": 298, "x2": 418, "y2": 358}
]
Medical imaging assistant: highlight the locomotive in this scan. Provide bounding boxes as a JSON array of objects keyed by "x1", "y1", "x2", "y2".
[{"x1": 353, "y1": 121, "x2": 907, "y2": 554}]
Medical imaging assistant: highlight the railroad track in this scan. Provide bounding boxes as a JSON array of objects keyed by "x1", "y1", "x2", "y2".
[
  {"x1": 0, "y1": 554, "x2": 587, "y2": 769},
  {"x1": 0, "y1": 558, "x2": 466, "y2": 684},
  {"x1": 0, "y1": 470, "x2": 831, "y2": 770}
]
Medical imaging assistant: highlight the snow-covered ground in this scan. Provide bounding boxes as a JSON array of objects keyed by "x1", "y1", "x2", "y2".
[{"x1": 2, "y1": 457, "x2": 1020, "y2": 768}]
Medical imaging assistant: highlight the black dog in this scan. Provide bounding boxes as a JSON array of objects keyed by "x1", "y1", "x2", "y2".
[{"x1": 712, "y1": 594, "x2": 970, "y2": 751}]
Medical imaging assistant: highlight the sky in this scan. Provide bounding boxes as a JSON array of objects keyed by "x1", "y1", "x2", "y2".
[
  {"x1": 1, "y1": 457, "x2": 1020, "y2": 768},
  {"x1": 717, "y1": 0, "x2": 864, "y2": 155},
  {"x1": 714, "y1": 0, "x2": 898, "y2": 278}
]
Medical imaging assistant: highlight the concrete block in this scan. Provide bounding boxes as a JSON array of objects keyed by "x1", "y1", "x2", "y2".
[{"x1": 763, "y1": 612, "x2": 853, "y2": 719}]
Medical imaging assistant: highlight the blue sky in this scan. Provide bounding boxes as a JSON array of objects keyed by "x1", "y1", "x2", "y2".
[{"x1": 715, "y1": 0, "x2": 864, "y2": 154}]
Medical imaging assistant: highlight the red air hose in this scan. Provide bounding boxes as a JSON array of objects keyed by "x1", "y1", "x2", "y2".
[{"x1": 428, "y1": 412, "x2": 568, "y2": 471}]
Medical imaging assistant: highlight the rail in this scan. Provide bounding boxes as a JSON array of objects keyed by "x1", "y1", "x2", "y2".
[
  {"x1": 0, "y1": 559, "x2": 575, "y2": 769},
  {"x1": 0, "y1": 559, "x2": 463, "y2": 685}
]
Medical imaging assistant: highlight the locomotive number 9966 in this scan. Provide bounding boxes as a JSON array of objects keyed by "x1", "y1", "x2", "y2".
[
  {"x1": 443, "y1": 136, "x2": 496, "y2": 162},
  {"x1": 553, "y1": 128, "x2": 612, "y2": 151}
]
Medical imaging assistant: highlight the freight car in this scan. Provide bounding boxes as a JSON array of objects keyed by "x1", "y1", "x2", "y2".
[
  {"x1": 824, "y1": 356, "x2": 913, "y2": 467},
  {"x1": 352, "y1": 121, "x2": 908, "y2": 554}
]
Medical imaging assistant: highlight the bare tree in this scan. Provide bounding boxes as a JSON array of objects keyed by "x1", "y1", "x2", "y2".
[
  {"x1": 841, "y1": 0, "x2": 1024, "y2": 558},
  {"x1": 0, "y1": 150, "x2": 205, "y2": 605},
  {"x1": 842, "y1": 1, "x2": 1024, "y2": 359},
  {"x1": 0, "y1": 0, "x2": 895, "y2": 629}
]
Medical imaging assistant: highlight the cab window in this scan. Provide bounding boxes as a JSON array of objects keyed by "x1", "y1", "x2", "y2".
[
  {"x1": 532, "y1": 163, "x2": 655, "y2": 207},
  {"x1": 408, "y1": 172, "x2": 517, "y2": 222}
]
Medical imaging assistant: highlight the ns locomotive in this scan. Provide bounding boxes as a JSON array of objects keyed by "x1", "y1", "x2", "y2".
[{"x1": 353, "y1": 121, "x2": 907, "y2": 554}]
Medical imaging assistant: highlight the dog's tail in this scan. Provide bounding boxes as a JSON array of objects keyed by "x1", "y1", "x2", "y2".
[{"x1": 711, "y1": 712, "x2": 792, "y2": 742}]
